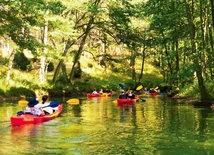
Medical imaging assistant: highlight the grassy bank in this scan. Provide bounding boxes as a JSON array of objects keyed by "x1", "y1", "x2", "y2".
[{"x1": 0, "y1": 59, "x2": 165, "y2": 100}]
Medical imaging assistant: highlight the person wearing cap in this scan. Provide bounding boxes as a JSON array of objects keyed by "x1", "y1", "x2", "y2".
[
  {"x1": 24, "y1": 97, "x2": 45, "y2": 116},
  {"x1": 119, "y1": 90, "x2": 127, "y2": 99}
]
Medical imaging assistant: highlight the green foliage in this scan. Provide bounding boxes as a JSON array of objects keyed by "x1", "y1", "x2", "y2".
[
  {"x1": 48, "y1": 1, "x2": 66, "y2": 14},
  {"x1": 0, "y1": 0, "x2": 45, "y2": 51},
  {"x1": 1, "y1": 0, "x2": 213, "y2": 101},
  {"x1": 0, "y1": 57, "x2": 9, "y2": 66},
  {"x1": 7, "y1": 87, "x2": 35, "y2": 97},
  {"x1": 88, "y1": 63, "x2": 93, "y2": 68},
  {"x1": 14, "y1": 52, "x2": 31, "y2": 71},
  {"x1": 181, "y1": 82, "x2": 200, "y2": 98},
  {"x1": 74, "y1": 61, "x2": 82, "y2": 78},
  {"x1": 141, "y1": 79, "x2": 158, "y2": 90},
  {"x1": 55, "y1": 75, "x2": 69, "y2": 84},
  {"x1": 0, "y1": 88, "x2": 5, "y2": 97},
  {"x1": 179, "y1": 79, "x2": 214, "y2": 99},
  {"x1": 112, "y1": 67, "x2": 120, "y2": 73},
  {"x1": 47, "y1": 62, "x2": 54, "y2": 72}
]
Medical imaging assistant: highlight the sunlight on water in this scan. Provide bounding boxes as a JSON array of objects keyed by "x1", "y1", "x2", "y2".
[{"x1": 1, "y1": 96, "x2": 214, "y2": 154}]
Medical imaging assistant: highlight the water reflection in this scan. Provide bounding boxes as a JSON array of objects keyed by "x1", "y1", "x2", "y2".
[
  {"x1": 119, "y1": 104, "x2": 136, "y2": 123},
  {"x1": 1, "y1": 96, "x2": 214, "y2": 154},
  {"x1": 11, "y1": 124, "x2": 40, "y2": 136}
]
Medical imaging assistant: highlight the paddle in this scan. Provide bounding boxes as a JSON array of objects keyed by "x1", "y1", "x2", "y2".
[
  {"x1": 18, "y1": 99, "x2": 28, "y2": 106},
  {"x1": 136, "y1": 85, "x2": 143, "y2": 91},
  {"x1": 113, "y1": 100, "x2": 117, "y2": 103},
  {"x1": 67, "y1": 98, "x2": 80, "y2": 105},
  {"x1": 119, "y1": 83, "x2": 125, "y2": 89},
  {"x1": 42, "y1": 100, "x2": 59, "y2": 108}
]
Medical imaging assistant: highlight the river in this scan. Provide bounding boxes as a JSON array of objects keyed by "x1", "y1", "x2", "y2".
[{"x1": 1, "y1": 94, "x2": 214, "y2": 155}]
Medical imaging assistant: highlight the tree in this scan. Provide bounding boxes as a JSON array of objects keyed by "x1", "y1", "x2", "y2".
[
  {"x1": 185, "y1": 0, "x2": 213, "y2": 101},
  {"x1": 0, "y1": 0, "x2": 45, "y2": 84}
]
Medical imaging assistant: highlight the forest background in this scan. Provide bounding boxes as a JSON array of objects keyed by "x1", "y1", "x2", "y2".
[{"x1": 0, "y1": 0, "x2": 214, "y2": 105}]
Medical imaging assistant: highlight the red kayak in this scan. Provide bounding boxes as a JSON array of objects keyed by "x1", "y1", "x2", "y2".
[
  {"x1": 10, "y1": 104, "x2": 63, "y2": 127},
  {"x1": 87, "y1": 93, "x2": 112, "y2": 98},
  {"x1": 87, "y1": 93, "x2": 102, "y2": 98},
  {"x1": 117, "y1": 98, "x2": 139, "y2": 106},
  {"x1": 149, "y1": 92, "x2": 157, "y2": 96}
]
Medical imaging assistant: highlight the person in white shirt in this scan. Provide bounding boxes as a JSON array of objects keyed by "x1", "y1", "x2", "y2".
[
  {"x1": 24, "y1": 97, "x2": 45, "y2": 116},
  {"x1": 92, "y1": 88, "x2": 98, "y2": 94},
  {"x1": 41, "y1": 95, "x2": 54, "y2": 114}
]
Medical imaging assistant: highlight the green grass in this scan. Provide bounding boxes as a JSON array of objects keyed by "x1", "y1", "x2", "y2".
[{"x1": 0, "y1": 55, "x2": 165, "y2": 98}]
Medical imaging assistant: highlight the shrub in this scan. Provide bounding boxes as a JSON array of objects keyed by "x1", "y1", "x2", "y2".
[
  {"x1": 7, "y1": 87, "x2": 35, "y2": 97},
  {"x1": 88, "y1": 63, "x2": 93, "y2": 68},
  {"x1": 47, "y1": 62, "x2": 54, "y2": 72},
  {"x1": 14, "y1": 52, "x2": 31, "y2": 71},
  {"x1": 0, "y1": 88, "x2": 5, "y2": 97},
  {"x1": 74, "y1": 61, "x2": 82, "y2": 78}
]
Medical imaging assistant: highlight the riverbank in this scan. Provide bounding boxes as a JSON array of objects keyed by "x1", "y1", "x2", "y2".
[{"x1": 171, "y1": 94, "x2": 214, "y2": 107}]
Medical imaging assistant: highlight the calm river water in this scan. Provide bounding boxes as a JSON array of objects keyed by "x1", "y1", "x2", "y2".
[{"x1": 1, "y1": 94, "x2": 214, "y2": 155}]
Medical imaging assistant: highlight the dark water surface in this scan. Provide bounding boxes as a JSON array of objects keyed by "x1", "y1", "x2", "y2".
[{"x1": 1, "y1": 95, "x2": 214, "y2": 155}]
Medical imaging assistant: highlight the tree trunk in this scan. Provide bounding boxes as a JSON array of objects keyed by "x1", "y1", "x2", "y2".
[
  {"x1": 6, "y1": 50, "x2": 15, "y2": 85},
  {"x1": 52, "y1": 39, "x2": 73, "y2": 83},
  {"x1": 185, "y1": 0, "x2": 213, "y2": 101},
  {"x1": 210, "y1": 0, "x2": 214, "y2": 27},
  {"x1": 208, "y1": 0, "x2": 214, "y2": 79},
  {"x1": 130, "y1": 52, "x2": 136, "y2": 81},
  {"x1": 69, "y1": 17, "x2": 95, "y2": 82},
  {"x1": 39, "y1": 10, "x2": 48, "y2": 84},
  {"x1": 161, "y1": 32, "x2": 173, "y2": 75},
  {"x1": 175, "y1": 41, "x2": 179, "y2": 86},
  {"x1": 138, "y1": 47, "x2": 146, "y2": 82}
]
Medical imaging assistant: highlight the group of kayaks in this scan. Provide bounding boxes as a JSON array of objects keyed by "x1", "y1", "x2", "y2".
[
  {"x1": 87, "y1": 92, "x2": 112, "y2": 98},
  {"x1": 10, "y1": 90, "x2": 158, "y2": 127}
]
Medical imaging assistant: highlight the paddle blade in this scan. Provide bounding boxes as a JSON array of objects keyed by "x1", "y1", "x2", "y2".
[
  {"x1": 18, "y1": 100, "x2": 28, "y2": 106},
  {"x1": 49, "y1": 100, "x2": 59, "y2": 108},
  {"x1": 67, "y1": 98, "x2": 80, "y2": 105},
  {"x1": 119, "y1": 83, "x2": 125, "y2": 89},
  {"x1": 136, "y1": 85, "x2": 143, "y2": 90}
]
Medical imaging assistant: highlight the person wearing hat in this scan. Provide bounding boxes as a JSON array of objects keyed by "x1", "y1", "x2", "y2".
[
  {"x1": 119, "y1": 90, "x2": 127, "y2": 99},
  {"x1": 24, "y1": 97, "x2": 45, "y2": 116}
]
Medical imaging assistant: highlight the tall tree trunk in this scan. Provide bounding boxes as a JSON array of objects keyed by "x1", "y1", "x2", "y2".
[
  {"x1": 130, "y1": 52, "x2": 136, "y2": 81},
  {"x1": 175, "y1": 41, "x2": 179, "y2": 86},
  {"x1": 185, "y1": 0, "x2": 213, "y2": 101},
  {"x1": 6, "y1": 50, "x2": 15, "y2": 85},
  {"x1": 39, "y1": 10, "x2": 48, "y2": 84},
  {"x1": 52, "y1": 39, "x2": 74, "y2": 83},
  {"x1": 208, "y1": 20, "x2": 214, "y2": 79},
  {"x1": 69, "y1": 17, "x2": 95, "y2": 82},
  {"x1": 207, "y1": 0, "x2": 214, "y2": 79},
  {"x1": 210, "y1": 0, "x2": 214, "y2": 27},
  {"x1": 161, "y1": 32, "x2": 173, "y2": 75},
  {"x1": 138, "y1": 47, "x2": 146, "y2": 82}
]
